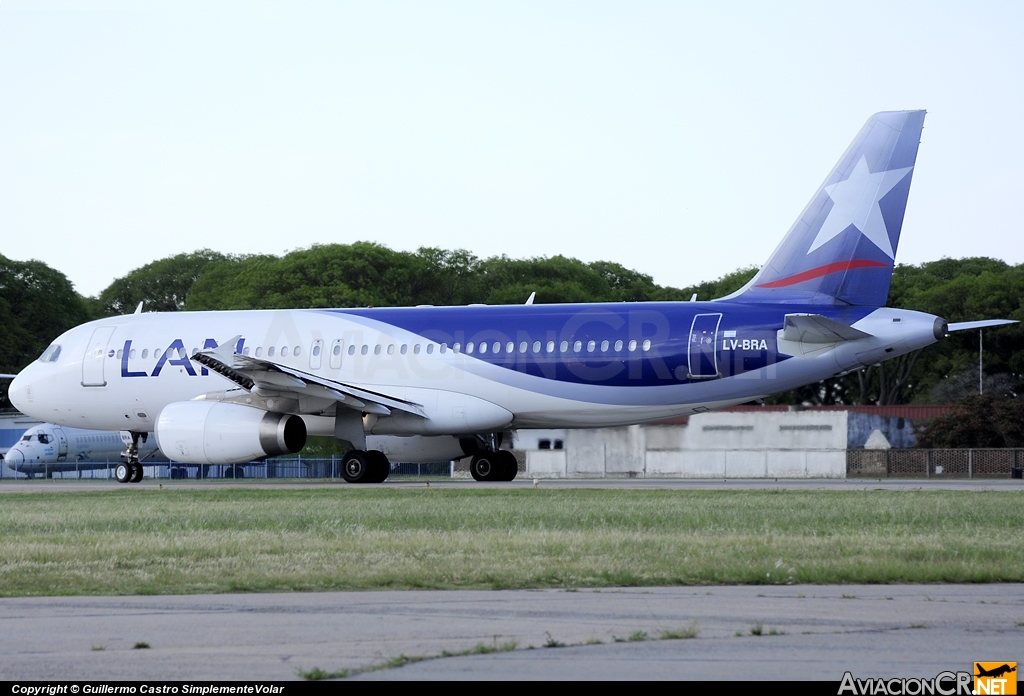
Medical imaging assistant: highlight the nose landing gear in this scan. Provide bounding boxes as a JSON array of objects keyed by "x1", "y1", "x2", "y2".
[{"x1": 116, "y1": 432, "x2": 146, "y2": 484}]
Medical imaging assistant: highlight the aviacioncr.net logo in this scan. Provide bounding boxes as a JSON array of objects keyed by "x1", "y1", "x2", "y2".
[{"x1": 838, "y1": 671, "x2": 974, "y2": 695}]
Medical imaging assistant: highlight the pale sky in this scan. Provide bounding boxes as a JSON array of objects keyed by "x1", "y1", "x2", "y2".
[{"x1": 2, "y1": 1, "x2": 1022, "y2": 298}]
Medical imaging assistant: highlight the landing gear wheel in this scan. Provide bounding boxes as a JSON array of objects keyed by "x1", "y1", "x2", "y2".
[
  {"x1": 115, "y1": 463, "x2": 132, "y2": 483},
  {"x1": 498, "y1": 450, "x2": 518, "y2": 482},
  {"x1": 367, "y1": 450, "x2": 390, "y2": 483},
  {"x1": 470, "y1": 452, "x2": 501, "y2": 481},
  {"x1": 130, "y1": 462, "x2": 144, "y2": 483},
  {"x1": 341, "y1": 450, "x2": 373, "y2": 483}
]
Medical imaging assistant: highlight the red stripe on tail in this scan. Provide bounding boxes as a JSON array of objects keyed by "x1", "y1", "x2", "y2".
[{"x1": 756, "y1": 259, "x2": 889, "y2": 289}]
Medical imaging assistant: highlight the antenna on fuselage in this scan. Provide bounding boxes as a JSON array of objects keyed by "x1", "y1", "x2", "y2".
[
  {"x1": 525, "y1": 292, "x2": 536, "y2": 305},
  {"x1": 690, "y1": 294, "x2": 697, "y2": 302},
  {"x1": 134, "y1": 301, "x2": 144, "y2": 315}
]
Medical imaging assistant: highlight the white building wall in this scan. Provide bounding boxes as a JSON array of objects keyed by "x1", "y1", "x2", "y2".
[{"x1": 521, "y1": 410, "x2": 849, "y2": 479}]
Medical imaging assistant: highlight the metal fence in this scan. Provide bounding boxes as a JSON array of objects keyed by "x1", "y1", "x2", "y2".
[
  {"x1": 0, "y1": 458, "x2": 455, "y2": 480},
  {"x1": 847, "y1": 449, "x2": 1024, "y2": 478}
]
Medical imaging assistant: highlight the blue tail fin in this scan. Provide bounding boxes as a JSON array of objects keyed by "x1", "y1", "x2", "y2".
[{"x1": 721, "y1": 110, "x2": 926, "y2": 306}]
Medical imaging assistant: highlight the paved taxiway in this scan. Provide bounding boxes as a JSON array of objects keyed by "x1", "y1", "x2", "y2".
[
  {"x1": 0, "y1": 585, "x2": 1020, "y2": 681},
  {"x1": 1, "y1": 477, "x2": 1022, "y2": 492}
]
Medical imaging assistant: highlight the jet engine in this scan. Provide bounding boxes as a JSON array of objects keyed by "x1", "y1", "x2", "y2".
[{"x1": 155, "y1": 401, "x2": 306, "y2": 464}]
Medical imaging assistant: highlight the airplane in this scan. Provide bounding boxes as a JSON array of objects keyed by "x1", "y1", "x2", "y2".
[
  {"x1": 4, "y1": 422, "x2": 166, "y2": 479},
  {"x1": 7, "y1": 110, "x2": 1016, "y2": 485},
  {"x1": 975, "y1": 664, "x2": 1016, "y2": 679}
]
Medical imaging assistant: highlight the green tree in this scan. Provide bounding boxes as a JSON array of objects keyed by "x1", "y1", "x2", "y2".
[
  {"x1": 916, "y1": 394, "x2": 1024, "y2": 448},
  {"x1": 0, "y1": 255, "x2": 90, "y2": 407},
  {"x1": 97, "y1": 250, "x2": 232, "y2": 315}
]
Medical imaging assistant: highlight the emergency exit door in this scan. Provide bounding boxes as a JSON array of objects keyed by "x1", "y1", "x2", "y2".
[{"x1": 688, "y1": 313, "x2": 722, "y2": 379}]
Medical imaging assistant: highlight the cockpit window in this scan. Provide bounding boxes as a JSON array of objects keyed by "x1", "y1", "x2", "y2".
[
  {"x1": 38, "y1": 434, "x2": 51, "y2": 444},
  {"x1": 21, "y1": 434, "x2": 32, "y2": 441},
  {"x1": 38, "y1": 344, "x2": 62, "y2": 363}
]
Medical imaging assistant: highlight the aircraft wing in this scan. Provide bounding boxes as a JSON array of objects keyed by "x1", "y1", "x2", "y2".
[
  {"x1": 191, "y1": 338, "x2": 426, "y2": 418},
  {"x1": 780, "y1": 314, "x2": 873, "y2": 344},
  {"x1": 947, "y1": 319, "x2": 1018, "y2": 332},
  {"x1": 0, "y1": 374, "x2": 16, "y2": 379}
]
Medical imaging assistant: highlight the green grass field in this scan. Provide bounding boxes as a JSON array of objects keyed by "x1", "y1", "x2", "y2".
[{"x1": 0, "y1": 487, "x2": 1021, "y2": 596}]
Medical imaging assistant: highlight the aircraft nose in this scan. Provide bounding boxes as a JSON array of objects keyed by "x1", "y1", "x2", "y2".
[
  {"x1": 7, "y1": 372, "x2": 29, "y2": 412},
  {"x1": 5, "y1": 449, "x2": 24, "y2": 466}
]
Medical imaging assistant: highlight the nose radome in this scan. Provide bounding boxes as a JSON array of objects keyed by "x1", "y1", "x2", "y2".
[
  {"x1": 7, "y1": 372, "x2": 28, "y2": 412},
  {"x1": 5, "y1": 449, "x2": 24, "y2": 466}
]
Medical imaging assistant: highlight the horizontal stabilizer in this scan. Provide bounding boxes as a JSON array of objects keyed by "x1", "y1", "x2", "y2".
[
  {"x1": 947, "y1": 319, "x2": 1018, "y2": 332},
  {"x1": 781, "y1": 314, "x2": 873, "y2": 344}
]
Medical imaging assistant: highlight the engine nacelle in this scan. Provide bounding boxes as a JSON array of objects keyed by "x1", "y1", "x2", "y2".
[{"x1": 155, "y1": 401, "x2": 306, "y2": 464}]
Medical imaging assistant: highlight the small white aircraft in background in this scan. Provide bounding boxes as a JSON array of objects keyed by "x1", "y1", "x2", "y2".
[{"x1": 4, "y1": 422, "x2": 165, "y2": 479}]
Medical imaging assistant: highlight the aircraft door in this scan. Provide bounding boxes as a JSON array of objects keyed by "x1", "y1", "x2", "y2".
[
  {"x1": 688, "y1": 313, "x2": 722, "y2": 379},
  {"x1": 53, "y1": 427, "x2": 68, "y2": 461},
  {"x1": 81, "y1": 326, "x2": 116, "y2": 387}
]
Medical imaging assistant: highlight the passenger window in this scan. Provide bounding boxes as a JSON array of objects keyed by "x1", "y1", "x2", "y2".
[
  {"x1": 466, "y1": 342, "x2": 474, "y2": 354},
  {"x1": 492, "y1": 341, "x2": 501, "y2": 354},
  {"x1": 374, "y1": 345, "x2": 382, "y2": 355},
  {"x1": 313, "y1": 345, "x2": 320, "y2": 357},
  {"x1": 268, "y1": 347, "x2": 275, "y2": 357},
  {"x1": 479, "y1": 342, "x2": 488, "y2": 354},
  {"x1": 642, "y1": 339, "x2": 652, "y2": 351},
  {"x1": 141, "y1": 349, "x2": 148, "y2": 359},
  {"x1": 294, "y1": 346, "x2": 301, "y2": 357},
  {"x1": 116, "y1": 349, "x2": 123, "y2": 359},
  {"x1": 546, "y1": 341, "x2": 554, "y2": 353},
  {"x1": 519, "y1": 341, "x2": 528, "y2": 353},
  {"x1": 439, "y1": 344, "x2": 447, "y2": 354},
  {"x1": 587, "y1": 340, "x2": 595, "y2": 352},
  {"x1": 387, "y1": 345, "x2": 395, "y2": 355},
  {"x1": 256, "y1": 347, "x2": 263, "y2": 357},
  {"x1": 414, "y1": 344, "x2": 422, "y2": 354},
  {"x1": 453, "y1": 343, "x2": 461, "y2": 353},
  {"x1": 560, "y1": 341, "x2": 568, "y2": 352},
  {"x1": 629, "y1": 340, "x2": 637, "y2": 352},
  {"x1": 574, "y1": 340, "x2": 582, "y2": 352},
  {"x1": 333, "y1": 344, "x2": 341, "y2": 356},
  {"x1": 281, "y1": 346, "x2": 289, "y2": 357},
  {"x1": 601, "y1": 340, "x2": 609, "y2": 352},
  {"x1": 361, "y1": 345, "x2": 368, "y2": 355},
  {"x1": 506, "y1": 341, "x2": 514, "y2": 354},
  {"x1": 532, "y1": 341, "x2": 541, "y2": 353},
  {"x1": 243, "y1": 347, "x2": 250, "y2": 356},
  {"x1": 614, "y1": 340, "x2": 623, "y2": 351},
  {"x1": 426, "y1": 344, "x2": 434, "y2": 354},
  {"x1": 400, "y1": 344, "x2": 408, "y2": 355},
  {"x1": 348, "y1": 345, "x2": 355, "y2": 355}
]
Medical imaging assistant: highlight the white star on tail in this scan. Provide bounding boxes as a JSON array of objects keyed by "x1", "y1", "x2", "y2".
[{"x1": 808, "y1": 156, "x2": 913, "y2": 259}]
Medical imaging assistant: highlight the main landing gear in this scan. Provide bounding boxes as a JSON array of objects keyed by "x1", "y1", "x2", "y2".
[
  {"x1": 340, "y1": 449, "x2": 391, "y2": 484},
  {"x1": 116, "y1": 432, "x2": 145, "y2": 484},
  {"x1": 469, "y1": 450, "x2": 518, "y2": 482}
]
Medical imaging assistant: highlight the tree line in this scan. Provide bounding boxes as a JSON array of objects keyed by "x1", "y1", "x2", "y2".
[{"x1": 2, "y1": 245, "x2": 1021, "y2": 410}]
